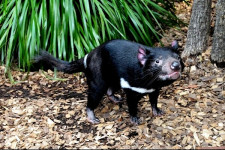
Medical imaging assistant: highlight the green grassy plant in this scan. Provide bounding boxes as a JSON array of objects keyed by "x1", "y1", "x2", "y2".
[{"x1": 0, "y1": 0, "x2": 188, "y2": 75}]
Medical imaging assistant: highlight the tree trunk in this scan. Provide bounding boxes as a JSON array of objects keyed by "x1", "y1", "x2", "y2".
[
  {"x1": 211, "y1": 0, "x2": 225, "y2": 67},
  {"x1": 182, "y1": 0, "x2": 212, "y2": 58}
]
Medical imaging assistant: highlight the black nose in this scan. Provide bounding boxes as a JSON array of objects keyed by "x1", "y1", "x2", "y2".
[{"x1": 171, "y1": 61, "x2": 180, "y2": 71}]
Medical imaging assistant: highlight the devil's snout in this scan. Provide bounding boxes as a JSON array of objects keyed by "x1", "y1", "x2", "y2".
[{"x1": 171, "y1": 61, "x2": 180, "y2": 71}]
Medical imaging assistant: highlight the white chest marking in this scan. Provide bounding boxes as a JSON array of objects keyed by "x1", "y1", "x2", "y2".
[
  {"x1": 120, "y1": 78, "x2": 155, "y2": 94},
  {"x1": 84, "y1": 54, "x2": 88, "y2": 69}
]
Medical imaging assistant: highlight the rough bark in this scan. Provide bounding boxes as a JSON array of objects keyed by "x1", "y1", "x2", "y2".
[
  {"x1": 182, "y1": 0, "x2": 212, "y2": 58},
  {"x1": 211, "y1": 0, "x2": 225, "y2": 67}
]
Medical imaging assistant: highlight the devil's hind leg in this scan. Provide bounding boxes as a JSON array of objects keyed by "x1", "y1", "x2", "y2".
[
  {"x1": 107, "y1": 87, "x2": 123, "y2": 103},
  {"x1": 86, "y1": 78, "x2": 107, "y2": 124}
]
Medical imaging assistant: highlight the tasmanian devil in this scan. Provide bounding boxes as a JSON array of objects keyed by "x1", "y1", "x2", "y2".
[{"x1": 33, "y1": 39, "x2": 183, "y2": 125}]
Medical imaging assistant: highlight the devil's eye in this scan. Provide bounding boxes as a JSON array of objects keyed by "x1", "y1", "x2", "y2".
[{"x1": 155, "y1": 60, "x2": 159, "y2": 63}]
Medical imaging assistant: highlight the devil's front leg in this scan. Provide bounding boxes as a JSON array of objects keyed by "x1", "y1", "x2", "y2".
[
  {"x1": 125, "y1": 89, "x2": 143, "y2": 125},
  {"x1": 149, "y1": 89, "x2": 164, "y2": 116}
]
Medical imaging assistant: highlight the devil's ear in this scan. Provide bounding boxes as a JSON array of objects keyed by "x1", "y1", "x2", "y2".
[
  {"x1": 138, "y1": 46, "x2": 147, "y2": 65},
  {"x1": 171, "y1": 40, "x2": 179, "y2": 50}
]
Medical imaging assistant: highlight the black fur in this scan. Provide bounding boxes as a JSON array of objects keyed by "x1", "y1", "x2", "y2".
[
  {"x1": 33, "y1": 50, "x2": 85, "y2": 73},
  {"x1": 33, "y1": 39, "x2": 183, "y2": 125}
]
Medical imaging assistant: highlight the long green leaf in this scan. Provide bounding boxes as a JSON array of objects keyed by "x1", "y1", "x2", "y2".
[{"x1": 0, "y1": 0, "x2": 186, "y2": 77}]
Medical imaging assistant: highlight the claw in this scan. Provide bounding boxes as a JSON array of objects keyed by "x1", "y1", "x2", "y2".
[
  {"x1": 86, "y1": 108, "x2": 100, "y2": 124},
  {"x1": 130, "y1": 116, "x2": 141, "y2": 125},
  {"x1": 108, "y1": 95, "x2": 123, "y2": 103},
  {"x1": 107, "y1": 88, "x2": 123, "y2": 103},
  {"x1": 87, "y1": 117, "x2": 100, "y2": 124},
  {"x1": 152, "y1": 108, "x2": 164, "y2": 116}
]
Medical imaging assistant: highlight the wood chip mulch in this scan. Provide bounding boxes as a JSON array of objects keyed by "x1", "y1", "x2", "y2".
[{"x1": 1, "y1": 45, "x2": 225, "y2": 149}]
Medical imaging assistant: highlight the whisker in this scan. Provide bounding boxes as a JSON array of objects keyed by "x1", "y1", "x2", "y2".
[
  {"x1": 132, "y1": 70, "x2": 157, "y2": 84},
  {"x1": 128, "y1": 66, "x2": 162, "y2": 86},
  {"x1": 145, "y1": 71, "x2": 161, "y2": 87},
  {"x1": 135, "y1": 67, "x2": 160, "y2": 80},
  {"x1": 139, "y1": 69, "x2": 159, "y2": 81},
  {"x1": 142, "y1": 70, "x2": 161, "y2": 87}
]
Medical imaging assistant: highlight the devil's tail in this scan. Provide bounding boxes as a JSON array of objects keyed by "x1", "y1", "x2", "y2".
[{"x1": 32, "y1": 50, "x2": 85, "y2": 73}]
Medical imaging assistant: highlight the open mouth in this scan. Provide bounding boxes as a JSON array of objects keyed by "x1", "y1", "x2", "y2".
[
  {"x1": 159, "y1": 71, "x2": 181, "y2": 80},
  {"x1": 168, "y1": 72, "x2": 180, "y2": 79}
]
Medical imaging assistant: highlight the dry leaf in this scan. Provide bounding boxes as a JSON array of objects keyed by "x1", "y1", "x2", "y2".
[
  {"x1": 47, "y1": 118, "x2": 55, "y2": 128},
  {"x1": 202, "y1": 129, "x2": 213, "y2": 139},
  {"x1": 12, "y1": 107, "x2": 24, "y2": 115},
  {"x1": 193, "y1": 132, "x2": 200, "y2": 146},
  {"x1": 152, "y1": 118, "x2": 163, "y2": 126}
]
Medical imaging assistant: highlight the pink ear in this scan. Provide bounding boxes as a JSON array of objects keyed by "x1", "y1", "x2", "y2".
[
  {"x1": 138, "y1": 47, "x2": 146, "y2": 65},
  {"x1": 171, "y1": 40, "x2": 178, "y2": 50}
]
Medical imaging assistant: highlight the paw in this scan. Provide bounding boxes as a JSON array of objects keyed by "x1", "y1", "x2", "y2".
[
  {"x1": 152, "y1": 108, "x2": 164, "y2": 116},
  {"x1": 87, "y1": 117, "x2": 100, "y2": 124},
  {"x1": 130, "y1": 116, "x2": 142, "y2": 125},
  {"x1": 108, "y1": 95, "x2": 123, "y2": 103},
  {"x1": 86, "y1": 108, "x2": 100, "y2": 124}
]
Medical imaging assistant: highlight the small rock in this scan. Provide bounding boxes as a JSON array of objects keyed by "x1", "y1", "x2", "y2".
[
  {"x1": 218, "y1": 122, "x2": 223, "y2": 127},
  {"x1": 190, "y1": 66, "x2": 197, "y2": 73},
  {"x1": 188, "y1": 93, "x2": 197, "y2": 100}
]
